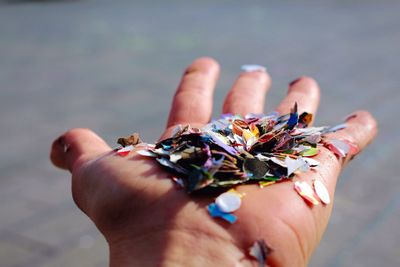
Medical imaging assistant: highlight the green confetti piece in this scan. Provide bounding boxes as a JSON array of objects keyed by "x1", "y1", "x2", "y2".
[{"x1": 300, "y1": 147, "x2": 318, "y2": 157}]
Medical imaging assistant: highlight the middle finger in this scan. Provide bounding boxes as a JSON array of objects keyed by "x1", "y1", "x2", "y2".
[{"x1": 222, "y1": 68, "x2": 271, "y2": 116}]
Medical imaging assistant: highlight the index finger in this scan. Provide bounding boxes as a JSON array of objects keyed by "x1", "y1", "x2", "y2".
[{"x1": 166, "y1": 57, "x2": 220, "y2": 129}]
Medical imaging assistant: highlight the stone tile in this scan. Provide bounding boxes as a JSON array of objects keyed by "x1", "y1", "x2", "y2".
[
  {"x1": 0, "y1": 241, "x2": 38, "y2": 267},
  {"x1": 39, "y1": 236, "x2": 108, "y2": 267},
  {"x1": 7, "y1": 206, "x2": 95, "y2": 248},
  {"x1": 0, "y1": 230, "x2": 56, "y2": 267}
]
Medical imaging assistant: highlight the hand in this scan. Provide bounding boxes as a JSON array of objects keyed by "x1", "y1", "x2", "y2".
[{"x1": 50, "y1": 58, "x2": 377, "y2": 266}]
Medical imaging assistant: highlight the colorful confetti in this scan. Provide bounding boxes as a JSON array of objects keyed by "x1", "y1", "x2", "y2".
[
  {"x1": 116, "y1": 103, "x2": 355, "y2": 264},
  {"x1": 123, "y1": 103, "x2": 350, "y2": 194}
]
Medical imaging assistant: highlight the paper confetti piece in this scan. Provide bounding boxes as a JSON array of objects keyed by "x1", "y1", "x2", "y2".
[
  {"x1": 136, "y1": 149, "x2": 156, "y2": 157},
  {"x1": 287, "y1": 103, "x2": 299, "y2": 130},
  {"x1": 249, "y1": 239, "x2": 272, "y2": 267},
  {"x1": 285, "y1": 156, "x2": 308, "y2": 176},
  {"x1": 207, "y1": 203, "x2": 237, "y2": 224},
  {"x1": 326, "y1": 123, "x2": 347, "y2": 133},
  {"x1": 300, "y1": 147, "x2": 319, "y2": 157},
  {"x1": 302, "y1": 157, "x2": 320, "y2": 167},
  {"x1": 326, "y1": 139, "x2": 350, "y2": 158},
  {"x1": 294, "y1": 181, "x2": 320, "y2": 205},
  {"x1": 215, "y1": 191, "x2": 242, "y2": 213},
  {"x1": 116, "y1": 145, "x2": 134, "y2": 156},
  {"x1": 345, "y1": 140, "x2": 359, "y2": 155},
  {"x1": 313, "y1": 180, "x2": 330, "y2": 204},
  {"x1": 259, "y1": 181, "x2": 276, "y2": 188}
]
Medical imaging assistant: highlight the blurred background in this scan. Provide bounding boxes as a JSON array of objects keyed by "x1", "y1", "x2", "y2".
[{"x1": 0, "y1": 0, "x2": 399, "y2": 266}]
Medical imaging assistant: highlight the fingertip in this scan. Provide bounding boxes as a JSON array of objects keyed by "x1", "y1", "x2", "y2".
[
  {"x1": 289, "y1": 76, "x2": 316, "y2": 86},
  {"x1": 276, "y1": 76, "x2": 320, "y2": 116},
  {"x1": 222, "y1": 68, "x2": 271, "y2": 115},
  {"x1": 62, "y1": 128, "x2": 103, "y2": 145},
  {"x1": 288, "y1": 76, "x2": 320, "y2": 100},
  {"x1": 50, "y1": 136, "x2": 68, "y2": 170},
  {"x1": 186, "y1": 57, "x2": 220, "y2": 75},
  {"x1": 323, "y1": 110, "x2": 378, "y2": 166},
  {"x1": 347, "y1": 110, "x2": 378, "y2": 139},
  {"x1": 167, "y1": 57, "x2": 220, "y2": 128},
  {"x1": 50, "y1": 128, "x2": 110, "y2": 172},
  {"x1": 239, "y1": 70, "x2": 271, "y2": 88}
]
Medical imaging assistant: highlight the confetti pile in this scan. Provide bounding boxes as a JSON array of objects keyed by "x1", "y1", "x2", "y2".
[
  {"x1": 117, "y1": 103, "x2": 358, "y2": 208},
  {"x1": 116, "y1": 103, "x2": 358, "y2": 265},
  {"x1": 120, "y1": 103, "x2": 354, "y2": 191}
]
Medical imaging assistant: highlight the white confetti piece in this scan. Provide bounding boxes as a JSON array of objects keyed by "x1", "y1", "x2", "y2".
[
  {"x1": 215, "y1": 191, "x2": 242, "y2": 213},
  {"x1": 313, "y1": 180, "x2": 330, "y2": 204},
  {"x1": 327, "y1": 139, "x2": 350, "y2": 158},
  {"x1": 285, "y1": 156, "x2": 308, "y2": 176}
]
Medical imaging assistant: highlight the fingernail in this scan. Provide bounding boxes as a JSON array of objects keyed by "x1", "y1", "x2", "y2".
[
  {"x1": 56, "y1": 136, "x2": 70, "y2": 153},
  {"x1": 289, "y1": 77, "x2": 302, "y2": 87},
  {"x1": 56, "y1": 136, "x2": 64, "y2": 146},
  {"x1": 241, "y1": 64, "x2": 267, "y2": 73},
  {"x1": 345, "y1": 113, "x2": 358, "y2": 122}
]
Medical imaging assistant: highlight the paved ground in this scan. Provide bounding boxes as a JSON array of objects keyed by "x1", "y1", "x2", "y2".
[{"x1": 0, "y1": 0, "x2": 399, "y2": 266}]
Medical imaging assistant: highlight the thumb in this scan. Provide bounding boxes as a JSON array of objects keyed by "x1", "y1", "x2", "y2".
[{"x1": 50, "y1": 128, "x2": 111, "y2": 173}]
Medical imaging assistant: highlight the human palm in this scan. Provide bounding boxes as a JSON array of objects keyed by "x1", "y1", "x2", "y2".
[{"x1": 51, "y1": 58, "x2": 377, "y2": 266}]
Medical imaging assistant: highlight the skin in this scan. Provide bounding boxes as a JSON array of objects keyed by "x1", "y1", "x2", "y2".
[{"x1": 50, "y1": 57, "x2": 378, "y2": 267}]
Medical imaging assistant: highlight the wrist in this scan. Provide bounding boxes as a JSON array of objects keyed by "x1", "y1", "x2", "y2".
[{"x1": 108, "y1": 225, "x2": 250, "y2": 266}]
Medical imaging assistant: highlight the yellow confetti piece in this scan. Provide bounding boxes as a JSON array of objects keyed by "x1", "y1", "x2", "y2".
[
  {"x1": 249, "y1": 123, "x2": 260, "y2": 138},
  {"x1": 228, "y1": 188, "x2": 246, "y2": 198},
  {"x1": 258, "y1": 181, "x2": 276, "y2": 188},
  {"x1": 242, "y1": 129, "x2": 254, "y2": 142}
]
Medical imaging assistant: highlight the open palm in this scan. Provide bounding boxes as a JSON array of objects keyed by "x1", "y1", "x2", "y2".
[{"x1": 51, "y1": 58, "x2": 377, "y2": 266}]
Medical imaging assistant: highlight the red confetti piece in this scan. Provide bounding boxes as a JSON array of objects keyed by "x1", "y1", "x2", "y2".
[
  {"x1": 116, "y1": 145, "x2": 134, "y2": 156},
  {"x1": 294, "y1": 181, "x2": 320, "y2": 205}
]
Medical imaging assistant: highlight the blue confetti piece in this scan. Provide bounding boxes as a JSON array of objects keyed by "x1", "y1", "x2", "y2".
[
  {"x1": 287, "y1": 103, "x2": 299, "y2": 129},
  {"x1": 207, "y1": 203, "x2": 237, "y2": 224},
  {"x1": 326, "y1": 123, "x2": 347, "y2": 133}
]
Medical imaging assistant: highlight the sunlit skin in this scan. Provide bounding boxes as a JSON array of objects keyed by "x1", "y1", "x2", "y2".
[{"x1": 50, "y1": 57, "x2": 377, "y2": 266}]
